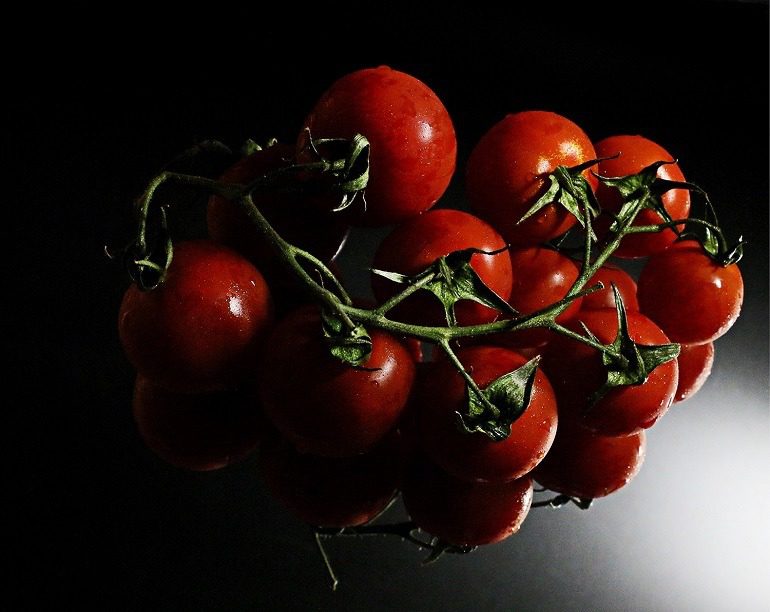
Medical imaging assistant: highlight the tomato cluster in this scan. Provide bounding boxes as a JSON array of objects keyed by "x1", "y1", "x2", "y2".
[{"x1": 118, "y1": 66, "x2": 744, "y2": 557}]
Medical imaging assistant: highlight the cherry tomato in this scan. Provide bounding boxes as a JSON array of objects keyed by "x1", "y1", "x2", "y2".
[
  {"x1": 119, "y1": 240, "x2": 274, "y2": 392},
  {"x1": 402, "y1": 456, "x2": 533, "y2": 547},
  {"x1": 533, "y1": 422, "x2": 646, "y2": 499},
  {"x1": 417, "y1": 346, "x2": 558, "y2": 483},
  {"x1": 675, "y1": 342, "x2": 715, "y2": 403},
  {"x1": 300, "y1": 66, "x2": 457, "y2": 226},
  {"x1": 580, "y1": 263, "x2": 639, "y2": 312},
  {"x1": 466, "y1": 110, "x2": 598, "y2": 246},
  {"x1": 258, "y1": 307, "x2": 416, "y2": 457},
  {"x1": 371, "y1": 209, "x2": 513, "y2": 326},
  {"x1": 637, "y1": 239, "x2": 743, "y2": 344},
  {"x1": 132, "y1": 376, "x2": 264, "y2": 471},
  {"x1": 258, "y1": 430, "x2": 400, "y2": 528},
  {"x1": 594, "y1": 134, "x2": 690, "y2": 258},
  {"x1": 543, "y1": 308, "x2": 678, "y2": 437}
]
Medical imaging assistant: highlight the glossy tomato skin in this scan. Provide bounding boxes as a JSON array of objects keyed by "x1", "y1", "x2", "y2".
[
  {"x1": 637, "y1": 240, "x2": 743, "y2": 344},
  {"x1": 533, "y1": 423, "x2": 646, "y2": 499},
  {"x1": 301, "y1": 66, "x2": 457, "y2": 226},
  {"x1": 132, "y1": 376, "x2": 264, "y2": 471},
  {"x1": 466, "y1": 111, "x2": 598, "y2": 247},
  {"x1": 543, "y1": 308, "x2": 678, "y2": 437},
  {"x1": 402, "y1": 456, "x2": 533, "y2": 547},
  {"x1": 371, "y1": 209, "x2": 513, "y2": 326},
  {"x1": 258, "y1": 430, "x2": 400, "y2": 528},
  {"x1": 258, "y1": 307, "x2": 416, "y2": 458},
  {"x1": 594, "y1": 135, "x2": 690, "y2": 258},
  {"x1": 580, "y1": 263, "x2": 639, "y2": 312},
  {"x1": 675, "y1": 342, "x2": 715, "y2": 402},
  {"x1": 119, "y1": 240, "x2": 274, "y2": 393},
  {"x1": 417, "y1": 346, "x2": 558, "y2": 483}
]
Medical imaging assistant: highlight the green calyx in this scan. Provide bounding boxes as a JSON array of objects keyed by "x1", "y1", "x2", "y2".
[{"x1": 321, "y1": 309, "x2": 372, "y2": 366}]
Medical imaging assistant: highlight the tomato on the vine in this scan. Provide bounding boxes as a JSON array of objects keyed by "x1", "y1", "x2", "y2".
[
  {"x1": 637, "y1": 239, "x2": 743, "y2": 344},
  {"x1": 118, "y1": 240, "x2": 274, "y2": 393},
  {"x1": 416, "y1": 346, "x2": 558, "y2": 483},
  {"x1": 675, "y1": 342, "x2": 715, "y2": 403},
  {"x1": 466, "y1": 110, "x2": 598, "y2": 246},
  {"x1": 580, "y1": 263, "x2": 639, "y2": 312},
  {"x1": 258, "y1": 306, "x2": 415, "y2": 458},
  {"x1": 300, "y1": 66, "x2": 457, "y2": 227}
]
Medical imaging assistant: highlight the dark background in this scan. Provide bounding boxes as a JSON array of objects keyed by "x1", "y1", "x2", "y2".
[{"x1": 9, "y1": 2, "x2": 769, "y2": 610}]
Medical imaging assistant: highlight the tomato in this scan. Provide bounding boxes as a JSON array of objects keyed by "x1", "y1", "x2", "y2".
[
  {"x1": 118, "y1": 240, "x2": 274, "y2": 392},
  {"x1": 416, "y1": 346, "x2": 558, "y2": 483},
  {"x1": 674, "y1": 342, "x2": 715, "y2": 403},
  {"x1": 300, "y1": 66, "x2": 457, "y2": 226},
  {"x1": 580, "y1": 263, "x2": 639, "y2": 312},
  {"x1": 258, "y1": 430, "x2": 400, "y2": 528},
  {"x1": 466, "y1": 110, "x2": 598, "y2": 247},
  {"x1": 371, "y1": 209, "x2": 513, "y2": 326},
  {"x1": 594, "y1": 134, "x2": 690, "y2": 258},
  {"x1": 637, "y1": 239, "x2": 743, "y2": 344},
  {"x1": 402, "y1": 456, "x2": 533, "y2": 547},
  {"x1": 132, "y1": 376, "x2": 264, "y2": 471},
  {"x1": 258, "y1": 306, "x2": 416, "y2": 457},
  {"x1": 542, "y1": 308, "x2": 678, "y2": 437},
  {"x1": 533, "y1": 422, "x2": 646, "y2": 499}
]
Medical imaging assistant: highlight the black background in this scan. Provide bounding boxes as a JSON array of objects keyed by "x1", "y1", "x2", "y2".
[{"x1": 10, "y1": 2, "x2": 769, "y2": 610}]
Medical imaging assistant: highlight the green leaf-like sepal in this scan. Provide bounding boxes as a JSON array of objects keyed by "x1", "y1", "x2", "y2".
[
  {"x1": 587, "y1": 286, "x2": 680, "y2": 407},
  {"x1": 320, "y1": 310, "x2": 372, "y2": 366},
  {"x1": 456, "y1": 356, "x2": 541, "y2": 441}
]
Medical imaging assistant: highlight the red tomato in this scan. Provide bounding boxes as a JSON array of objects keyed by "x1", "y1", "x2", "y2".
[
  {"x1": 258, "y1": 430, "x2": 400, "y2": 528},
  {"x1": 466, "y1": 110, "x2": 598, "y2": 246},
  {"x1": 417, "y1": 346, "x2": 558, "y2": 483},
  {"x1": 132, "y1": 376, "x2": 264, "y2": 471},
  {"x1": 258, "y1": 307, "x2": 415, "y2": 457},
  {"x1": 371, "y1": 209, "x2": 513, "y2": 326},
  {"x1": 533, "y1": 422, "x2": 646, "y2": 499},
  {"x1": 300, "y1": 66, "x2": 457, "y2": 226},
  {"x1": 543, "y1": 308, "x2": 678, "y2": 437},
  {"x1": 675, "y1": 342, "x2": 715, "y2": 402},
  {"x1": 119, "y1": 240, "x2": 274, "y2": 392},
  {"x1": 580, "y1": 263, "x2": 640, "y2": 312},
  {"x1": 594, "y1": 135, "x2": 690, "y2": 258},
  {"x1": 402, "y1": 456, "x2": 533, "y2": 547},
  {"x1": 637, "y1": 240, "x2": 743, "y2": 344}
]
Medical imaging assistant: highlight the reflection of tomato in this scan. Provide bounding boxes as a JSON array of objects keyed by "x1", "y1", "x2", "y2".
[
  {"x1": 543, "y1": 308, "x2": 678, "y2": 437},
  {"x1": 580, "y1": 263, "x2": 639, "y2": 312},
  {"x1": 301, "y1": 66, "x2": 457, "y2": 226},
  {"x1": 132, "y1": 377, "x2": 263, "y2": 471},
  {"x1": 467, "y1": 110, "x2": 598, "y2": 246},
  {"x1": 637, "y1": 239, "x2": 743, "y2": 344},
  {"x1": 259, "y1": 431, "x2": 400, "y2": 528},
  {"x1": 372, "y1": 209, "x2": 513, "y2": 326},
  {"x1": 674, "y1": 342, "x2": 715, "y2": 403},
  {"x1": 119, "y1": 240, "x2": 274, "y2": 392},
  {"x1": 533, "y1": 422, "x2": 646, "y2": 499},
  {"x1": 417, "y1": 346, "x2": 557, "y2": 483},
  {"x1": 594, "y1": 134, "x2": 690, "y2": 258},
  {"x1": 402, "y1": 456, "x2": 533, "y2": 546},
  {"x1": 258, "y1": 307, "x2": 415, "y2": 457}
]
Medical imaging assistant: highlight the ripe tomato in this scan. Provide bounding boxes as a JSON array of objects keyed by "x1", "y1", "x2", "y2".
[
  {"x1": 416, "y1": 346, "x2": 558, "y2": 483},
  {"x1": 543, "y1": 308, "x2": 678, "y2": 437},
  {"x1": 132, "y1": 376, "x2": 264, "y2": 471},
  {"x1": 675, "y1": 342, "x2": 715, "y2": 403},
  {"x1": 371, "y1": 209, "x2": 513, "y2": 326},
  {"x1": 118, "y1": 240, "x2": 274, "y2": 392},
  {"x1": 580, "y1": 263, "x2": 639, "y2": 312},
  {"x1": 402, "y1": 456, "x2": 533, "y2": 547},
  {"x1": 466, "y1": 110, "x2": 598, "y2": 246},
  {"x1": 258, "y1": 306, "x2": 415, "y2": 457},
  {"x1": 258, "y1": 430, "x2": 400, "y2": 528},
  {"x1": 533, "y1": 422, "x2": 646, "y2": 499},
  {"x1": 300, "y1": 66, "x2": 457, "y2": 226},
  {"x1": 594, "y1": 134, "x2": 690, "y2": 258},
  {"x1": 637, "y1": 239, "x2": 743, "y2": 344}
]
